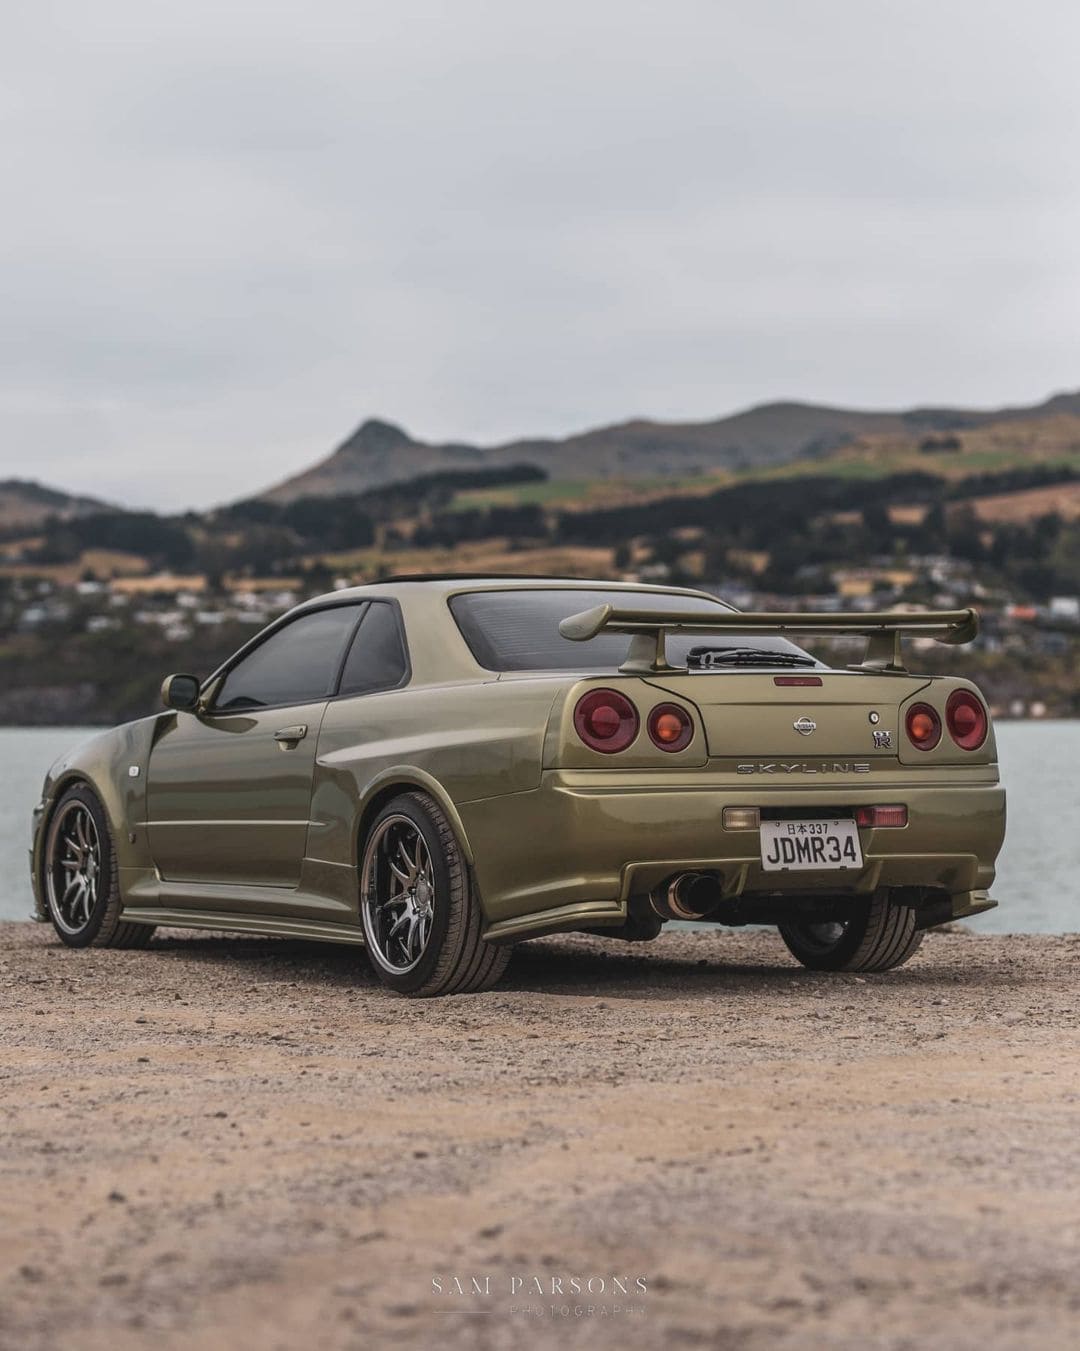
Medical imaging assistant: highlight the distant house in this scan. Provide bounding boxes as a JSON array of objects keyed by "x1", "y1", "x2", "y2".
[{"x1": 833, "y1": 567, "x2": 917, "y2": 598}]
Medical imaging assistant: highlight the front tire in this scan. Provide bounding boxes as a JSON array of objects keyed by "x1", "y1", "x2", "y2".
[
  {"x1": 778, "y1": 890, "x2": 922, "y2": 973},
  {"x1": 43, "y1": 785, "x2": 155, "y2": 949},
  {"x1": 359, "y1": 792, "x2": 509, "y2": 997}
]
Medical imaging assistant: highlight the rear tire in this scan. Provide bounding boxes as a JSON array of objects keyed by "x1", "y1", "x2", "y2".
[
  {"x1": 43, "y1": 784, "x2": 156, "y2": 949},
  {"x1": 359, "y1": 792, "x2": 509, "y2": 997},
  {"x1": 778, "y1": 890, "x2": 922, "y2": 973}
]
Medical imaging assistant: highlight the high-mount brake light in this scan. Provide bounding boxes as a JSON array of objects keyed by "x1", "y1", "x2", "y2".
[
  {"x1": 573, "y1": 689, "x2": 639, "y2": 753},
  {"x1": 905, "y1": 703, "x2": 942, "y2": 751},
  {"x1": 946, "y1": 689, "x2": 988, "y2": 750},
  {"x1": 647, "y1": 703, "x2": 694, "y2": 752},
  {"x1": 773, "y1": 676, "x2": 823, "y2": 686}
]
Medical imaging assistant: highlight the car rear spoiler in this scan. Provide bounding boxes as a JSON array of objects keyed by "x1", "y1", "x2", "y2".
[{"x1": 558, "y1": 604, "x2": 979, "y2": 674}]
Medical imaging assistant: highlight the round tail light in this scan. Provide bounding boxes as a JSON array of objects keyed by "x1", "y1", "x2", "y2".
[
  {"x1": 647, "y1": 703, "x2": 694, "y2": 752},
  {"x1": 946, "y1": 689, "x2": 988, "y2": 750},
  {"x1": 573, "y1": 689, "x2": 639, "y2": 753},
  {"x1": 905, "y1": 702, "x2": 942, "y2": 751}
]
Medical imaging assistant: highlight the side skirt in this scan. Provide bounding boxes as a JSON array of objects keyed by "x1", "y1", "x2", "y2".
[
  {"x1": 483, "y1": 899, "x2": 626, "y2": 945},
  {"x1": 119, "y1": 907, "x2": 366, "y2": 946}
]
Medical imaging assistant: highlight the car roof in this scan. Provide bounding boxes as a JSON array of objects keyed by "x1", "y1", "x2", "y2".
[
  {"x1": 303, "y1": 574, "x2": 725, "y2": 605},
  {"x1": 274, "y1": 575, "x2": 735, "y2": 687}
]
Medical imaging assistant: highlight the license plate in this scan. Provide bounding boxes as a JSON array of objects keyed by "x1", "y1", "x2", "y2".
[{"x1": 759, "y1": 818, "x2": 863, "y2": 872}]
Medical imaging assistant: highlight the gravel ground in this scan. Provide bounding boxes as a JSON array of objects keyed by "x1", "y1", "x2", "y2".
[{"x1": 1, "y1": 921, "x2": 1079, "y2": 1351}]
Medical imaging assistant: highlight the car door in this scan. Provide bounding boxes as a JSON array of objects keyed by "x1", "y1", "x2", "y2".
[{"x1": 147, "y1": 603, "x2": 365, "y2": 889}]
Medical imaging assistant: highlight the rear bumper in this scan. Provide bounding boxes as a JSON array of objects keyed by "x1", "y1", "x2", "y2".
[{"x1": 460, "y1": 769, "x2": 1006, "y2": 938}]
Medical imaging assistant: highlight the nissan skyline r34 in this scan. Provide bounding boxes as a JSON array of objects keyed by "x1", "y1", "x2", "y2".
[{"x1": 30, "y1": 577, "x2": 1005, "y2": 996}]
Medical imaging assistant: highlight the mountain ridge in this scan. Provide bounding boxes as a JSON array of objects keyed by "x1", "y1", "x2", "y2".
[
  {"x1": 0, "y1": 479, "x2": 114, "y2": 531},
  {"x1": 257, "y1": 389, "x2": 1080, "y2": 504}
]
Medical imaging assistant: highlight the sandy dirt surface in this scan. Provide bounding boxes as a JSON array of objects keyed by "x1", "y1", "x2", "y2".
[{"x1": 1, "y1": 921, "x2": 1078, "y2": 1351}]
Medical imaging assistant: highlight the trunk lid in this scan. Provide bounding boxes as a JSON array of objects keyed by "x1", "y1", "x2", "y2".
[{"x1": 645, "y1": 671, "x2": 930, "y2": 759}]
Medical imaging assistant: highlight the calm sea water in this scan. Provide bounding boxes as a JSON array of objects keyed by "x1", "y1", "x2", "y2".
[{"x1": 1, "y1": 724, "x2": 1076, "y2": 932}]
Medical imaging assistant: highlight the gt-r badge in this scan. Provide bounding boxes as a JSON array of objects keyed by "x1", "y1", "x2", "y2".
[
  {"x1": 872, "y1": 729, "x2": 893, "y2": 749},
  {"x1": 793, "y1": 717, "x2": 816, "y2": 736}
]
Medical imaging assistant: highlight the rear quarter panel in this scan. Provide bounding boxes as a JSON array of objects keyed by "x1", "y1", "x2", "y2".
[{"x1": 307, "y1": 677, "x2": 566, "y2": 869}]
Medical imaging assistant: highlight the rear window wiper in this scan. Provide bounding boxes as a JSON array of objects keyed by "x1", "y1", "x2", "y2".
[{"x1": 687, "y1": 646, "x2": 818, "y2": 669}]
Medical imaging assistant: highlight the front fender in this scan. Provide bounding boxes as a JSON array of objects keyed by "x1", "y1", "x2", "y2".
[{"x1": 30, "y1": 718, "x2": 163, "y2": 918}]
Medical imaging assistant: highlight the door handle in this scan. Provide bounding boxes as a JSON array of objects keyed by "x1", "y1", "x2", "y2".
[{"x1": 274, "y1": 724, "x2": 308, "y2": 748}]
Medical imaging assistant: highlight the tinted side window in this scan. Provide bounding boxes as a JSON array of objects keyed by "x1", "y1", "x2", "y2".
[
  {"x1": 214, "y1": 607, "x2": 360, "y2": 710},
  {"x1": 338, "y1": 602, "x2": 408, "y2": 696}
]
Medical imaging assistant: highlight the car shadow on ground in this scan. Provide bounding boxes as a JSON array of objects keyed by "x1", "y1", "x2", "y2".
[
  {"x1": 139, "y1": 928, "x2": 1025, "y2": 1001},
  {"x1": 497, "y1": 935, "x2": 1026, "y2": 999}
]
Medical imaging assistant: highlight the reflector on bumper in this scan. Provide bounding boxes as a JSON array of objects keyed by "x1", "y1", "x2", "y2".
[{"x1": 854, "y1": 804, "x2": 908, "y2": 828}]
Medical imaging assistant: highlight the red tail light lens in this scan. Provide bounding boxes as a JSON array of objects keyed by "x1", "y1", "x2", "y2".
[
  {"x1": 573, "y1": 689, "x2": 639, "y2": 753},
  {"x1": 905, "y1": 702, "x2": 941, "y2": 751},
  {"x1": 647, "y1": 703, "x2": 694, "y2": 752},
  {"x1": 946, "y1": 690, "x2": 988, "y2": 750}
]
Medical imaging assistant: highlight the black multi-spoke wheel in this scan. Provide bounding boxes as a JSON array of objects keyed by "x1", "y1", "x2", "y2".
[
  {"x1": 362, "y1": 814, "x2": 435, "y2": 974},
  {"x1": 779, "y1": 890, "x2": 922, "y2": 973},
  {"x1": 360, "y1": 792, "x2": 509, "y2": 997},
  {"x1": 47, "y1": 799, "x2": 101, "y2": 937},
  {"x1": 43, "y1": 785, "x2": 154, "y2": 949}
]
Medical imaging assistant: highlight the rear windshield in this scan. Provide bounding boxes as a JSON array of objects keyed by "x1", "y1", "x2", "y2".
[{"x1": 449, "y1": 588, "x2": 818, "y2": 671}]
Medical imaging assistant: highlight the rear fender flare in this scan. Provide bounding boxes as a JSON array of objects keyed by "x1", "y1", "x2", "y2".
[{"x1": 354, "y1": 766, "x2": 475, "y2": 867}]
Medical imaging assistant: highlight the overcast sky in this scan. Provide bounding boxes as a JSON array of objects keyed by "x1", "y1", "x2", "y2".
[{"x1": 2, "y1": 1, "x2": 1078, "y2": 510}]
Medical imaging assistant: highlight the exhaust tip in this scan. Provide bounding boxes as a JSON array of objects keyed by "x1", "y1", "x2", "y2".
[{"x1": 651, "y1": 872, "x2": 722, "y2": 921}]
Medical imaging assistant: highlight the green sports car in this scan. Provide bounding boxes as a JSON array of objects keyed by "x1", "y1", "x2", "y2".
[{"x1": 30, "y1": 576, "x2": 1005, "y2": 996}]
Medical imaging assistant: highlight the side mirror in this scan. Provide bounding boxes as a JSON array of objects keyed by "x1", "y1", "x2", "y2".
[{"x1": 161, "y1": 673, "x2": 201, "y2": 712}]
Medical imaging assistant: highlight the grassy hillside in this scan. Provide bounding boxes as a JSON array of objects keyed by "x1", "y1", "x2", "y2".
[{"x1": 422, "y1": 411, "x2": 1080, "y2": 513}]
